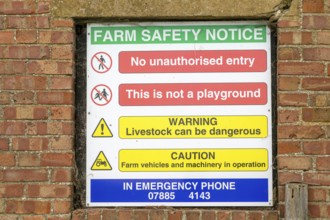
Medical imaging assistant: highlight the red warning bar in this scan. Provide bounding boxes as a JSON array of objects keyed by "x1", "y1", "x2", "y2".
[
  {"x1": 119, "y1": 83, "x2": 267, "y2": 106},
  {"x1": 119, "y1": 50, "x2": 267, "y2": 73}
]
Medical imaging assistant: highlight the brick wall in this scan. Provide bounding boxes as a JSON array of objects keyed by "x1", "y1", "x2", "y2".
[
  {"x1": 0, "y1": 0, "x2": 329, "y2": 219},
  {"x1": 0, "y1": 0, "x2": 75, "y2": 219}
]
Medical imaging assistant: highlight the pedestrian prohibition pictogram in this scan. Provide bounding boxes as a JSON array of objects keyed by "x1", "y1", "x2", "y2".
[
  {"x1": 92, "y1": 118, "x2": 113, "y2": 137},
  {"x1": 91, "y1": 84, "x2": 112, "y2": 106},
  {"x1": 91, "y1": 52, "x2": 112, "y2": 73},
  {"x1": 91, "y1": 151, "x2": 112, "y2": 170}
]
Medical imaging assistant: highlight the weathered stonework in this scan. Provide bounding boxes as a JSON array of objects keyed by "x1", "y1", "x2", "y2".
[{"x1": 53, "y1": 0, "x2": 285, "y2": 19}]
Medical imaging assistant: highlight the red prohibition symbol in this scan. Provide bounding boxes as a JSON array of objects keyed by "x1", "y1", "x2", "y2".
[
  {"x1": 91, "y1": 84, "x2": 112, "y2": 106},
  {"x1": 91, "y1": 52, "x2": 112, "y2": 74}
]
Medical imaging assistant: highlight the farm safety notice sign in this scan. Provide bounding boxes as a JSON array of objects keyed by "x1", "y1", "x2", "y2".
[{"x1": 86, "y1": 21, "x2": 273, "y2": 207}]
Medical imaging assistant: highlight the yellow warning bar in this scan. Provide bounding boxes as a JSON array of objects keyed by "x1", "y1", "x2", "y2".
[
  {"x1": 119, "y1": 115, "x2": 267, "y2": 139},
  {"x1": 119, "y1": 149, "x2": 268, "y2": 172}
]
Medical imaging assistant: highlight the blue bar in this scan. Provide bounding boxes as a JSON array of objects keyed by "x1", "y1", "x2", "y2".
[{"x1": 91, "y1": 178, "x2": 268, "y2": 203}]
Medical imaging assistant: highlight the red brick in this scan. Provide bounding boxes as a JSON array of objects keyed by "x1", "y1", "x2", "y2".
[
  {"x1": 304, "y1": 141, "x2": 330, "y2": 154},
  {"x1": 217, "y1": 211, "x2": 231, "y2": 220},
  {"x1": 278, "y1": 125, "x2": 325, "y2": 139},
  {"x1": 12, "y1": 91, "x2": 35, "y2": 104},
  {"x1": 302, "y1": 78, "x2": 330, "y2": 91},
  {"x1": 0, "y1": 61, "x2": 26, "y2": 74},
  {"x1": 12, "y1": 137, "x2": 49, "y2": 151},
  {"x1": 7, "y1": 16, "x2": 37, "y2": 29},
  {"x1": 1, "y1": 76, "x2": 47, "y2": 90},
  {"x1": 3, "y1": 107, "x2": 16, "y2": 119},
  {"x1": 16, "y1": 30, "x2": 37, "y2": 43},
  {"x1": 303, "y1": 0, "x2": 324, "y2": 12},
  {"x1": 1, "y1": 0, "x2": 35, "y2": 15},
  {"x1": 168, "y1": 210, "x2": 182, "y2": 220},
  {"x1": 53, "y1": 200, "x2": 71, "y2": 214},
  {"x1": 278, "y1": 93, "x2": 308, "y2": 106},
  {"x1": 51, "y1": 168, "x2": 72, "y2": 182},
  {"x1": 279, "y1": 31, "x2": 313, "y2": 45},
  {"x1": 278, "y1": 109, "x2": 299, "y2": 123},
  {"x1": 278, "y1": 141, "x2": 301, "y2": 154},
  {"x1": 6, "y1": 200, "x2": 51, "y2": 214},
  {"x1": 118, "y1": 210, "x2": 133, "y2": 220},
  {"x1": 310, "y1": 94, "x2": 330, "y2": 107},
  {"x1": 1, "y1": 169, "x2": 48, "y2": 182},
  {"x1": 0, "y1": 153, "x2": 16, "y2": 166},
  {"x1": 263, "y1": 211, "x2": 279, "y2": 220},
  {"x1": 0, "y1": 138, "x2": 9, "y2": 150},
  {"x1": 46, "y1": 122, "x2": 73, "y2": 135},
  {"x1": 278, "y1": 77, "x2": 300, "y2": 91},
  {"x1": 51, "y1": 45, "x2": 73, "y2": 59},
  {"x1": 186, "y1": 211, "x2": 200, "y2": 220},
  {"x1": 50, "y1": 106, "x2": 74, "y2": 120},
  {"x1": 27, "y1": 122, "x2": 46, "y2": 135},
  {"x1": 28, "y1": 184, "x2": 72, "y2": 198},
  {"x1": 278, "y1": 47, "x2": 300, "y2": 60},
  {"x1": 40, "y1": 153, "x2": 73, "y2": 167},
  {"x1": 248, "y1": 211, "x2": 263, "y2": 220},
  {"x1": 316, "y1": 31, "x2": 330, "y2": 44},
  {"x1": 201, "y1": 211, "x2": 215, "y2": 220},
  {"x1": 278, "y1": 62, "x2": 324, "y2": 75},
  {"x1": 308, "y1": 188, "x2": 328, "y2": 201},
  {"x1": 57, "y1": 61, "x2": 73, "y2": 74},
  {"x1": 0, "y1": 184, "x2": 24, "y2": 197},
  {"x1": 303, "y1": 48, "x2": 330, "y2": 61},
  {"x1": 4, "y1": 45, "x2": 50, "y2": 59},
  {"x1": 0, "y1": 122, "x2": 26, "y2": 135},
  {"x1": 277, "y1": 19, "x2": 301, "y2": 28},
  {"x1": 49, "y1": 136, "x2": 73, "y2": 150},
  {"x1": 27, "y1": 60, "x2": 57, "y2": 74},
  {"x1": 39, "y1": 31, "x2": 73, "y2": 44},
  {"x1": 316, "y1": 157, "x2": 330, "y2": 170},
  {"x1": 36, "y1": 16, "x2": 49, "y2": 28},
  {"x1": 303, "y1": 15, "x2": 330, "y2": 29},
  {"x1": 37, "y1": 1, "x2": 50, "y2": 14},
  {"x1": 278, "y1": 171, "x2": 302, "y2": 185},
  {"x1": 51, "y1": 19, "x2": 74, "y2": 28},
  {"x1": 303, "y1": 108, "x2": 330, "y2": 122},
  {"x1": 87, "y1": 209, "x2": 102, "y2": 220},
  {"x1": 4, "y1": 106, "x2": 47, "y2": 120},
  {"x1": 304, "y1": 172, "x2": 330, "y2": 185},
  {"x1": 278, "y1": 156, "x2": 312, "y2": 170},
  {"x1": 0, "y1": 31, "x2": 15, "y2": 43},
  {"x1": 18, "y1": 153, "x2": 40, "y2": 167},
  {"x1": 72, "y1": 209, "x2": 86, "y2": 220},
  {"x1": 37, "y1": 92, "x2": 73, "y2": 104},
  {"x1": 0, "y1": 91, "x2": 10, "y2": 104},
  {"x1": 0, "y1": 16, "x2": 5, "y2": 29},
  {"x1": 49, "y1": 77, "x2": 73, "y2": 90},
  {"x1": 232, "y1": 211, "x2": 246, "y2": 220},
  {"x1": 279, "y1": 185, "x2": 286, "y2": 201},
  {"x1": 102, "y1": 209, "x2": 117, "y2": 220}
]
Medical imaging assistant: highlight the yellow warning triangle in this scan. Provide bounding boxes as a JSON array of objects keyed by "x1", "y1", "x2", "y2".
[
  {"x1": 91, "y1": 151, "x2": 112, "y2": 170},
  {"x1": 92, "y1": 118, "x2": 113, "y2": 137}
]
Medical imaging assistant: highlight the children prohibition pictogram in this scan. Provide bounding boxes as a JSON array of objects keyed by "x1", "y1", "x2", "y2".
[
  {"x1": 91, "y1": 84, "x2": 112, "y2": 106},
  {"x1": 91, "y1": 52, "x2": 112, "y2": 73}
]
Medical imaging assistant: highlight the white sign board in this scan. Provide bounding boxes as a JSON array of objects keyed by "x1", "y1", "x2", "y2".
[{"x1": 86, "y1": 21, "x2": 272, "y2": 207}]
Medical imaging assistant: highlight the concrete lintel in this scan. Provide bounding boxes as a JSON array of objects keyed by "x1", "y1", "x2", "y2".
[{"x1": 52, "y1": 0, "x2": 283, "y2": 19}]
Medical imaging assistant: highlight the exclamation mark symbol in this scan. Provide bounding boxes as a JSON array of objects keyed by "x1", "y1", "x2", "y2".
[{"x1": 101, "y1": 123, "x2": 104, "y2": 135}]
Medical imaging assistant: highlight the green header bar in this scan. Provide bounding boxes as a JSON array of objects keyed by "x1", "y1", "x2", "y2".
[{"x1": 90, "y1": 25, "x2": 267, "y2": 44}]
